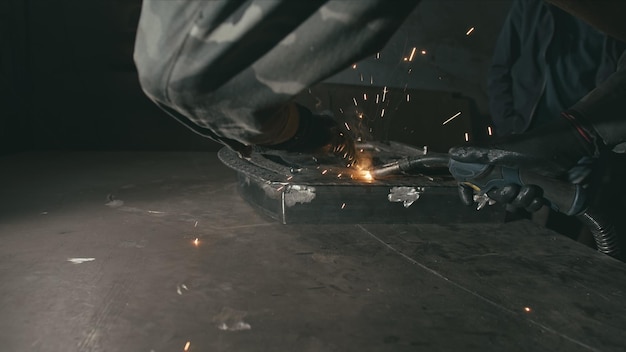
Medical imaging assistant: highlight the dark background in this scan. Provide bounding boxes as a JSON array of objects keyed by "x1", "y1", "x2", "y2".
[{"x1": 0, "y1": 0, "x2": 511, "y2": 155}]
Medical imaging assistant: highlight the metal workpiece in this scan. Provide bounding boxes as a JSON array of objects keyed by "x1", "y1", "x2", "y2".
[{"x1": 218, "y1": 142, "x2": 505, "y2": 224}]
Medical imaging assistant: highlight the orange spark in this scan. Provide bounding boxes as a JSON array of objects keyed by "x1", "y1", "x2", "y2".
[
  {"x1": 408, "y1": 47, "x2": 417, "y2": 61},
  {"x1": 442, "y1": 111, "x2": 462, "y2": 125}
]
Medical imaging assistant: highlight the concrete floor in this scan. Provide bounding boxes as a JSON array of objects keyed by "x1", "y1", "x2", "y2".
[{"x1": 1, "y1": 152, "x2": 626, "y2": 352}]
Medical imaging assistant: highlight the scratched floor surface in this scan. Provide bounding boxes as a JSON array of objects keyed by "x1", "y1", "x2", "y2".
[{"x1": 1, "y1": 152, "x2": 625, "y2": 352}]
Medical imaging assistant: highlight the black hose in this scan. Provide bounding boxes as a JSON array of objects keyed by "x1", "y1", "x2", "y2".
[
  {"x1": 577, "y1": 209, "x2": 621, "y2": 258},
  {"x1": 404, "y1": 154, "x2": 451, "y2": 170},
  {"x1": 370, "y1": 154, "x2": 450, "y2": 178}
]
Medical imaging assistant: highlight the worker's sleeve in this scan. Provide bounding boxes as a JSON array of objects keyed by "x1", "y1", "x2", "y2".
[
  {"x1": 570, "y1": 52, "x2": 626, "y2": 151},
  {"x1": 546, "y1": 0, "x2": 626, "y2": 43},
  {"x1": 134, "y1": 0, "x2": 418, "y2": 149},
  {"x1": 486, "y1": 0, "x2": 524, "y2": 136}
]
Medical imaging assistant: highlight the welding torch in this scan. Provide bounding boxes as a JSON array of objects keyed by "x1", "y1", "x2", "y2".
[
  {"x1": 370, "y1": 155, "x2": 620, "y2": 257},
  {"x1": 370, "y1": 154, "x2": 587, "y2": 214},
  {"x1": 447, "y1": 159, "x2": 621, "y2": 257},
  {"x1": 370, "y1": 153, "x2": 450, "y2": 178}
]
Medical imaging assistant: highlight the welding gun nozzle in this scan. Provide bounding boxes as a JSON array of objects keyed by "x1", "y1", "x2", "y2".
[
  {"x1": 369, "y1": 154, "x2": 450, "y2": 178},
  {"x1": 370, "y1": 163, "x2": 402, "y2": 178}
]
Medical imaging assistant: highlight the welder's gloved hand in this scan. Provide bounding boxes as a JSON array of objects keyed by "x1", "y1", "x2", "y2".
[
  {"x1": 267, "y1": 104, "x2": 358, "y2": 168},
  {"x1": 457, "y1": 183, "x2": 546, "y2": 213},
  {"x1": 450, "y1": 112, "x2": 601, "y2": 180},
  {"x1": 449, "y1": 112, "x2": 603, "y2": 212}
]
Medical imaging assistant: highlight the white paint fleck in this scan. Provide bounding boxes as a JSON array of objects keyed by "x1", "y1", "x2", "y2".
[
  {"x1": 213, "y1": 307, "x2": 252, "y2": 332},
  {"x1": 105, "y1": 200, "x2": 124, "y2": 208},
  {"x1": 284, "y1": 185, "x2": 316, "y2": 207},
  {"x1": 217, "y1": 322, "x2": 251, "y2": 331}
]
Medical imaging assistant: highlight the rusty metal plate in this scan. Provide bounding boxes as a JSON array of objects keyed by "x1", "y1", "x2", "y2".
[{"x1": 218, "y1": 142, "x2": 504, "y2": 224}]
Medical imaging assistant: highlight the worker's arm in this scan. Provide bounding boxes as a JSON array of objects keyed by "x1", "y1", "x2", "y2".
[
  {"x1": 134, "y1": 0, "x2": 419, "y2": 157},
  {"x1": 487, "y1": 0, "x2": 525, "y2": 136},
  {"x1": 547, "y1": 0, "x2": 626, "y2": 43},
  {"x1": 450, "y1": 52, "x2": 626, "y2": 212}
]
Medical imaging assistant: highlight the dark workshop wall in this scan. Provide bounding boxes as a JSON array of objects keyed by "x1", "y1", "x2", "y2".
[
  {"x1": 1, "y1": 0, "x2": 30, "y2": 154},
  {"x1": 1, "y1": 0, "x2": 512, "y2": 155},
  {"x1": 327, "y1": 0, "x2": 512, "y2": 115},
  {"x1": 1, "y1": 0, "x2": 220, "y2": 155}
]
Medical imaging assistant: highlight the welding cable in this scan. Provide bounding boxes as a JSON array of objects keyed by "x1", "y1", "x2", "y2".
[
  {"x1": 577, "y1": 209, "x2": 621, "y2": 258},
  {"x1": 387, "y1": 156, "x2": 622, "y2": 257}
]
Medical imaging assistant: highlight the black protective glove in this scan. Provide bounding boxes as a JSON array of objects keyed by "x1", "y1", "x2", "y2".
[
  {"x1": 449, "y1": 112, "x2": 602, "y2": 213},
  {"x1": 268, "y1": 104, "x2": 358, "y2": 167},
  {"x1": 457, "y1": 183, "x2": 546, "y2": 213}
]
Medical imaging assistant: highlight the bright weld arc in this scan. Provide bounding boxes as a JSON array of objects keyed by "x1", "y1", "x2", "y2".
[
  {"x1": 353, "y1": 97, "x2": 358, "y2": 106},
  {"x1": 363, "y1": 93, "x2": 367, "y2": 100},
  {"x1": 381, "y1": 109, "x2": 385, "y2": 118},
  {"x1": 466, "y1": 27, "x2": 475, "y2": 36},
  {"x1": 442, "y1": 111, "x2": 462, "y2": 125},
  {"x1": 487, "y1": 126, "x2": 493, "y2": 135},
  {"x1": 464, "y1": 132, "x2": 469, "y2": 142},
  {"x1": 344, "y1": 122, "x2": 350, "y2": 130},
  {"x1": 184, "y1": 341, "x2": 191, "y2": 351}
]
